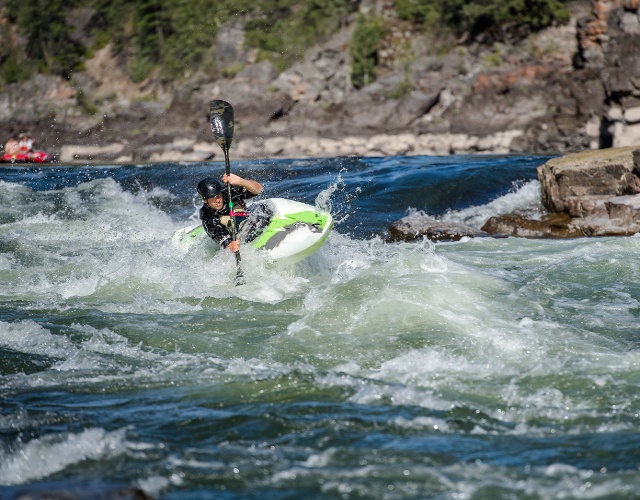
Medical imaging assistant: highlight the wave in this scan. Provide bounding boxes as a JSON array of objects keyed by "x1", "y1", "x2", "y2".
[
  {"x1": 442, "y1": 179, "x2": 544, "y2": 227},
  {"x1": 0, "y1": 428, "x2": 128, "y2": 486}
]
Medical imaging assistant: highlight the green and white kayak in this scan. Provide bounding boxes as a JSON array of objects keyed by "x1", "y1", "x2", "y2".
[{"x1": 172, "y1": 198, "x2": 333, "y2": 262}]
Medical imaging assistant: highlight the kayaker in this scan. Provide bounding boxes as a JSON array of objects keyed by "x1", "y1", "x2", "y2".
[{"x1": 197, "y1": 174, "x2": 263, "y2": 253}]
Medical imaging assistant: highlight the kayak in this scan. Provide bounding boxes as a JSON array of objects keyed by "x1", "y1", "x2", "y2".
[
  {"x1": 1, "y1": 151, "x2": 55, "y2": 163},
  {"x1": 172, "y1": 198, "x2": 333, "y2": 262}
]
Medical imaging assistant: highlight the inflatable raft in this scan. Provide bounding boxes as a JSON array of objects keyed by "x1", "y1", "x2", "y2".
[{"x1": 1, "y1": 151, "x2": 54, "y2": 163}]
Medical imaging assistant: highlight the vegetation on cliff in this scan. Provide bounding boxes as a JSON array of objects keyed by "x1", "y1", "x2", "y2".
[
  {"x1": 0, "y1": 0, "x2": 570, "y2": 89},
  {"x1": 397, "y1": 0, "x2": 570, "y2": 40}
]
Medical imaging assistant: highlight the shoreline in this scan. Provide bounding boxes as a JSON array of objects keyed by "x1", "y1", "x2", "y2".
[{"x1": 53, "y1": 130, "x2": 534, "y2": 165}]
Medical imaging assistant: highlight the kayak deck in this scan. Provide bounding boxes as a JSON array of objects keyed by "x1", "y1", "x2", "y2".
[{"x1": 172, "y1": 198, "x2": 333, "y2": 262}]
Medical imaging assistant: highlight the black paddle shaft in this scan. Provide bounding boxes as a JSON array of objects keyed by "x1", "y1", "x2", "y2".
[{"x1": 210, "y1": 100, "x2": 244, "y2": 284}]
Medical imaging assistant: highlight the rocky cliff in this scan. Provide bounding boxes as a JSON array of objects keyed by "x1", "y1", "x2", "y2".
[{"x1": 1, "y1": 0, "x2": 640, "y2": 164}]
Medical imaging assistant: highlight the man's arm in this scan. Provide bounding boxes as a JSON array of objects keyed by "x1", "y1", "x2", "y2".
[
  {"x1": 202, "y1": 217, "x2": 233, "y2": 248},
  {"x1": 223, "y1": 173, "x2": 263, "y2": 195}
]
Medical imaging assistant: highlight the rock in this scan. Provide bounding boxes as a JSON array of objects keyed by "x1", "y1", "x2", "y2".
[
  {"x1": 342, "y1": 89, "x2": 439, "y2": 133},
  {"x1": 235, "y1": 60, "x2": 279, "y2": 83},
  {"x1": 481, "y1": 213, "x2": 583, "y2": 238},
  {"x1": 536, "y1": 146, "x2": 640, "y2": 216},
  {"x1": 149, "y1": 149, "x2": 212, "y2": 162},
  {"x1": 570, "y1": 208, "x2": 640, "y2": 236},
  {"x1": 625, "y1": 106, "x2": 640, "y2": 123},
  {"x1": 514, "y1": 147, "x2": 640, "y2": 237},
  {"x1": 388, "y1": 214, "x2": 491, "y2": 242},
  {"x1": 508, "y1": 146, "x2": 640, "y2": 238},
  {"x1": 59, "y1": 143, "x2": 125, "y2": 163},
  {"x1": 192, "y1": 141, "x2": 217, "y2": 154},
  {"x1": 614, "y1": 122, "x2": 640, "y2": 148},
  {"x1": 262, "y1": 137, "x2": 290, "y2": 157},
  {"x1": 216, "y1": 22, "x2": 247, "y2": 71},
  {"x1": 605, "y1": 194, "x2": 640, "y2": 226}
]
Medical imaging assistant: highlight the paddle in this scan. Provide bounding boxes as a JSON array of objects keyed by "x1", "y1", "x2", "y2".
[{"x1": 210, "y1": 99, "x2": 245, "y2": 285}]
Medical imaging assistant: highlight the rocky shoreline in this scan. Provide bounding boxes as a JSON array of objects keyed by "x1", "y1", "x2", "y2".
[
  {"x1": 3, "y1": 1, "x2": 640, "y2": 165},
  {"x1": 389, "y1": 146, "x2": 640, "y2": 242},
  {"x1": 55, "y1": 129, "x2": 524, "y2": 164}
]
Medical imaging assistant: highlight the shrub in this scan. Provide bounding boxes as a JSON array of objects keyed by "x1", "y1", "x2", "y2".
[
  {"x1": 396, "y1": 0, "x2": 570, "y2": 43},
  {"x1": 243, "y1": 0, "x2": 356, "y2": 72},
  {"x1": 129, "y1": 56, "x2": 156, "y2": 83},
  {"x1": 349, "y1": 14, "x2": 385, "y2": 89}
]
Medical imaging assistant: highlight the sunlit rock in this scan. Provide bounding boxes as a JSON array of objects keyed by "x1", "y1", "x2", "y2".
[
  {"x1": 481, "y1": 213, "x2": 583, "y2": 239},
  {"x1": 388, "y1": 215, "x2": 490, "y2": 242},
  {"x1": 537, "y1": 146, "x2": 640, "y2": 215}
]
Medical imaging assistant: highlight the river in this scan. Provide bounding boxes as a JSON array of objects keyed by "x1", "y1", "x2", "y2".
[{"x1": 1, "y1": 154, "x2": 639, "y2": 499}]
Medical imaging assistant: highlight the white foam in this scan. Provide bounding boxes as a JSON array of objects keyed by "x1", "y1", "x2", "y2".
[
  {"x1": 0, "y1": 428, "x2": 127, "y2": 485},
  {"x1": 443, "y1": 180, "x2": 543, "y2": 227},
  {"x1": 0, "y1": 320, "x2": 73, "y2": 357}
]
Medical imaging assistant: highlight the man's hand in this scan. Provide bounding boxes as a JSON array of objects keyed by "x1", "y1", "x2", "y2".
[
  {"x1": 222, "y1": 173, "x2": 263, "y2": 195},
  {"x1": 222, "y1": 173, "x2": 241, "y2": 186},
  {"x1": 227, "y1": 240, "x2": 240, "y2": 253}
]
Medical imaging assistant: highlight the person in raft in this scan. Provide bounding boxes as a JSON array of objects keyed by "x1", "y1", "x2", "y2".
[
  {"x1": 3, "y1": 137, "x2": 19, "y2": 156},
  {"x1": 18, "y1": 133, "x2": 34, "y2": 152},
  {"x1": 197, "y1": 174, "x2": 263, "y2": 253}
]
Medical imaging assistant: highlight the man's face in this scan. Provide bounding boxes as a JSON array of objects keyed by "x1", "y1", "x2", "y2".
[{"x1": 206, "y1": 194, "x2": 224, "y2": 210}]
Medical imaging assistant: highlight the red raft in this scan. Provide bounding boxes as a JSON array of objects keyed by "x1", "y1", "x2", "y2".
[{"x1": 1, "y1": 150, "x2": 55, "y2": 163}]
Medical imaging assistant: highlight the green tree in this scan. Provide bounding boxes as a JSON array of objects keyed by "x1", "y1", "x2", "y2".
[
  {"x1": 349, "y1": 14, "x2": 385, "y2": 89},
  {"x1": 133, "y1": 0, "x2": 172, "y2": 63},
  {"x1": 5, "y1": 0, "x2": 85, "y2": 77},
  {"x1": 0, "y1": 0, "x2": 571, "y2": 87},
  {"x1": 88, "y1": 0, "x2": 132, "y2": 53},
  {"x1": 396, "y1": 0, "x2": 570, "y2": 42},
  {"x1": 0, "y1": 52, "x2": 32, "y2": 84},
  {"x1": 0, "y1": 19, "x2": 33, "y2": 84},
  {"x1": 163, "y1": 0, "x2": 218, "y2": 78},
  {"x1": 396, "y1": 0, "x2": 439, "y2": 25},
  {"x1": 244, "y1": 0, "x2": 356, "y2": 72}
]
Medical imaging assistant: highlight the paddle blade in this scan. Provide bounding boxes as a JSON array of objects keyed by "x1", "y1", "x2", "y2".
[{"x1": 210, "y1": 100, "x2": 234, "y2": 150}]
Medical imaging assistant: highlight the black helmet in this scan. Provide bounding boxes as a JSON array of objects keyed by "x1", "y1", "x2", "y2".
[{"x1": 197, "y1": 177, "x2": 223, "y2": 199}]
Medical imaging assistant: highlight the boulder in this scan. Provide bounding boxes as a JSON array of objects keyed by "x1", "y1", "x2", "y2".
[
  {"x1": 481, "y1": 213, "x2": 583, "y2": 239},
  {"x1": 388, "y1": 215, "x2": 490, "y2": 242},
  {"x1": 342, "y1": 90, "x2": 439, "y2": 133},
  {"x1": 59, "y1": 143, "x2": 125, "y2": 163},
  {"x1": 536, "y1": 146, "x2": 640, "y2": 215},
  {"x1": 516, "y1": 147, "x2": 640, "y2": 238}
]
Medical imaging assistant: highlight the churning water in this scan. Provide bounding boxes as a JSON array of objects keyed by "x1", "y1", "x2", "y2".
[{"x1": 1, "y1": 155, "x2": 639, "y2": 499}]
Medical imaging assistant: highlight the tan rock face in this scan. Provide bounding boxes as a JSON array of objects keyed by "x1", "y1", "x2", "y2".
[
  {"x1": 84, "y1": 45, "x2": 133, "y2": 100},
  {"x1": 534, "y1": 146, "x2": 640, "y2": 237},
  {"x1": 537, "y1": 146, "x2": 640, "y2": 214}
]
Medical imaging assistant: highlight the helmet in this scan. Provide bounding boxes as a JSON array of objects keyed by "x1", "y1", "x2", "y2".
[{"x1": 197, "y1": 178, "x2": 224, "y2": 199}]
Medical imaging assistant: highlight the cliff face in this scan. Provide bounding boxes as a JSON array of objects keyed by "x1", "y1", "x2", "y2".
[{"x1": 2, "y1": 0, "x2": 640, "y2": 163}]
